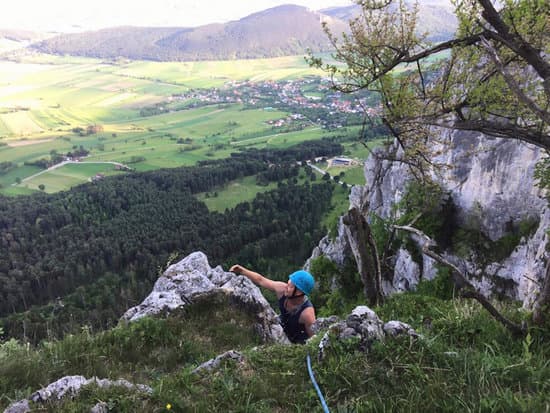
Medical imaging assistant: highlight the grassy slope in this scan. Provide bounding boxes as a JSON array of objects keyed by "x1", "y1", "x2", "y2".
[{"x1": 1, "y1": 291, "x2": 546, "y2": 412}]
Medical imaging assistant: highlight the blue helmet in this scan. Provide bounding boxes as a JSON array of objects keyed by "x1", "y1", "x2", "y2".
[{"x1": 289, "y1": 270, "x2": 315, "y2": 295}]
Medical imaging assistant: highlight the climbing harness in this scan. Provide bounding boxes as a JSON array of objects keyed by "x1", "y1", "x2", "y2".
[{"x1": 306, "y1": 352, "x2": 330, "y2": 413}]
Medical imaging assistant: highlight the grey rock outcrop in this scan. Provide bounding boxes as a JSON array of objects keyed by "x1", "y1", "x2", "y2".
[
  {"x1": 311, "y1": 130, "x2": 548, "y2": 307},
  {"x1": 317, "y1": 305, "x2": 418, "y2": 360},
  {"x1": 90, "y1": 402, "x2": 109, "y2": 413},
  {"x1": 121, "y1": 251, "x2": 289, "y2": 344},
  {"x1": 4, "y1": 376, "x2": 152, "y2": 413},
  {"x1": 192, "y1": 350, "x2": 244, "y2": 374},
  {"x1": 383, "y1": 320, "x2": 420, "y2": 338},
  {"x1": 312, "y1": 315, "x2": 341, "y2": 334},
  {"x1": 385, "y1": 248, "x2": 421, "y2": 293},
  {"x1": 3, "y1": 400, "x2": 29, "y2": 413}
]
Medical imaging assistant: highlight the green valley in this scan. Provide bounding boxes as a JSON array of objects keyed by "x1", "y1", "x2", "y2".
[{"x1": 0, "y1": 53, "x2": 374, "y2": 195}]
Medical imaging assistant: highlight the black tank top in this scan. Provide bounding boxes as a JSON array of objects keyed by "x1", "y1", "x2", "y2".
[{"x1": 278, "y1": 296, "x2": 313, "y2": 344}]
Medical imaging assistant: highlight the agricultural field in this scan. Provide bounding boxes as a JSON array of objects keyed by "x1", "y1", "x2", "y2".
[
  {"x1": 21, "y1": 162, "x2": 125, "y2": 193},
  {"x1": 116, "y1": 55, "x2": 329, "y2": 87},
  {"x1": 196, "y1": 175, "x2": 283, "y2": 212},
  {"x1": 0, "y1": 52, "x2": 374, "y2": 195}
]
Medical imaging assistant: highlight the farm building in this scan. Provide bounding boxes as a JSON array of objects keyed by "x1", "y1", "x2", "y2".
[{"x1": 331, "y1": 157, "x2": 353, "y2": 166}]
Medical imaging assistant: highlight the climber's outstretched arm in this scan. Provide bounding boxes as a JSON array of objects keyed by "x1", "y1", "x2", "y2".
[{"x1": 230, "y1": 264, "x2": 286, "y2": 297}]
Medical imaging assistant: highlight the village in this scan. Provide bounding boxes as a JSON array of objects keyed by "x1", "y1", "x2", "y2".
[{"x1": 167, "y1": 77, "x2": 382, "y2": 130}]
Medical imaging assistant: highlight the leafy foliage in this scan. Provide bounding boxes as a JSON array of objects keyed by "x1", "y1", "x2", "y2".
[
  {"x1": 395, "y1": 180, "x2": 457, "y2": 246},
  {"x1": 451, "y1": 215, "x2": 539, "y2": 265},
  {"x1": 311, "y1": 0, "x2": 550, "y2": 176}
]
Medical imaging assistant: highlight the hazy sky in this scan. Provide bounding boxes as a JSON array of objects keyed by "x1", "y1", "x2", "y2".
[{"x1": 2, "y1": 0, "x2": 355, "y2": 32}]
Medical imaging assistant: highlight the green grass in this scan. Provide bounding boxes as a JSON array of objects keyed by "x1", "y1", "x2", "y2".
[
  {"x1": 20, "y1": 163, "x2": 124, "y2": 193},
  {"x1": 0, "y1": 164, "x2": 41, "y2": 188},
  {"x1": 0, "y1": 186, "x2": 36, "y2": 196},
  {"x1": 1, "y1": 291, "x2": 547, "y2": 412},
  {"x1": 321, "y1": 184, "x2": 352, "y2": 237},
  {"x1": 196, "y1": 175, "x2": 280, "y2": 212},
  {"x1": 195, "y1": 168, "x2": 322, "y2": 212},
  {"x1": 326, "y1": 164, "x2": 366, "y2": 186},
  {"x1": 0, "y1": 293, "x2": 261, "y2": 408},
  {"x1": 0, "y1": 110, "x2": 357, "y2": 195},
  {"x1": 118, "y1": 56, "x2": 324, "y2": 88}
]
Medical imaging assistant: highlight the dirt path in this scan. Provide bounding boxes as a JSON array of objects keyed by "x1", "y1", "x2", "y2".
[{"x1": 7, "y1": 138, "x2": 54, "y2": 147}]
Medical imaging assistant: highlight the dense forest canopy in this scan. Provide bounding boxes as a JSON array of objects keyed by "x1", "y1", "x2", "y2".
[{"x1": 0, "y1": 139, "x2": 343, "y2": 342}]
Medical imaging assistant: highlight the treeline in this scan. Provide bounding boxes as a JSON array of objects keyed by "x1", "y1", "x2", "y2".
[
  {"x1": 235, "y1": 139, "x2": 343, "y2": 163},
  {"x1": 0, "y1": 140, "x2": 342, "y2": 342},
  {"x1": 24, "y1": 147, "x2": 90, "y2": 169},
  {"x1": 0, "y1": 161, "x2": 15, "y2": 175}
]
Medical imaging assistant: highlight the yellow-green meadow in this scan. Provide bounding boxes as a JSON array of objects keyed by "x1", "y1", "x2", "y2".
[{"x1": 0, "y1": 52, "x2": 361, "y2": 194}]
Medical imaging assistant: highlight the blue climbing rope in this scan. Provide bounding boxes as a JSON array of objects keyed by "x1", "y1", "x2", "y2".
[{"x1": 306, "y1": 352, "x2": 330, "y2": 413}]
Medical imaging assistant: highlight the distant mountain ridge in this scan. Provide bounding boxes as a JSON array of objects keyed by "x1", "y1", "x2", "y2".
[
  {"x1": 321, "y1": 1, "x2": 457, "y2": 42},
  {"x1": 0, "y1": 29, "x2": 55, "y2": 53},
  {"x1": 30, "y1": 3, "x2": 457, "y2": 61},
  {"x1": 31, "y1": 5, "x2": 346, "y2": 61}
]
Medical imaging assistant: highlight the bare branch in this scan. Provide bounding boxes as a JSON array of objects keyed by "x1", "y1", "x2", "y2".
[
  {"x1": 393, "y1": 224, "x2": 526, "y2": 336},
  {"x1": 416, "y1": 60, "x2": 426, "y2": 99},
  {"x1": 479, "y1": 36, "x2": 550, "y2": 125}
]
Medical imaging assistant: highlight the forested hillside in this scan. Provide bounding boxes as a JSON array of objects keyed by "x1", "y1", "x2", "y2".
[
  {"x1": 0, "y1": 139, "x2": 342, "y2": 342},
  {"x1": 31, "y1": 5, "x2": 347, "y2": 61},
  {"x1": 29, "y1": 2, "x2": 456, "y2": 61}
]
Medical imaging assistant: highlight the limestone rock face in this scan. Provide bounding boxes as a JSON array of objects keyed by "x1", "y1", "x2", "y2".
[
  {"x1": 310, "y1": 131, "x2": 548, "y2": 307},
  {"x1": 306, "y1": 216, "x2": 351, "y2": 269},
  {"x1": 121, "y1": 251, "x2": 289, "y2": 344},
  {"x1": 386, "y1": 248, "x2": 421, "y2": 293},
  {"x1": 486, "y1": 207, "x2": 550, "y2": 307},
  {"x1": 435, "y1": 132, "x2": 544, "y2": 241}
]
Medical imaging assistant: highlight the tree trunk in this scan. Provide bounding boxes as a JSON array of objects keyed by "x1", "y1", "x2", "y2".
[
  {"x1": 343, "y1": 207, "x2": 383, "y2": 307},
  {"x1": 533, "y1": 262, "x2": 550, "y2": 325}
]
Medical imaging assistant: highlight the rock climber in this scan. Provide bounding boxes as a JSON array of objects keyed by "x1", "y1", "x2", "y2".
[{"x1": 230, "y1": 264, "x2": 316, "y2": 344}]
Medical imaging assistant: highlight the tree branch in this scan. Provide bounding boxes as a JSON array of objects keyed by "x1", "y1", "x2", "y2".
[
  {"x1": 478, "y1": 0, "x2": 550, "y2": 92},
  {"x1": 393, "y1": 224, "x2": 526, "y2": 336},
  {"x1": 479, "y1": 36, "x2": 550, "y2": 125}
]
